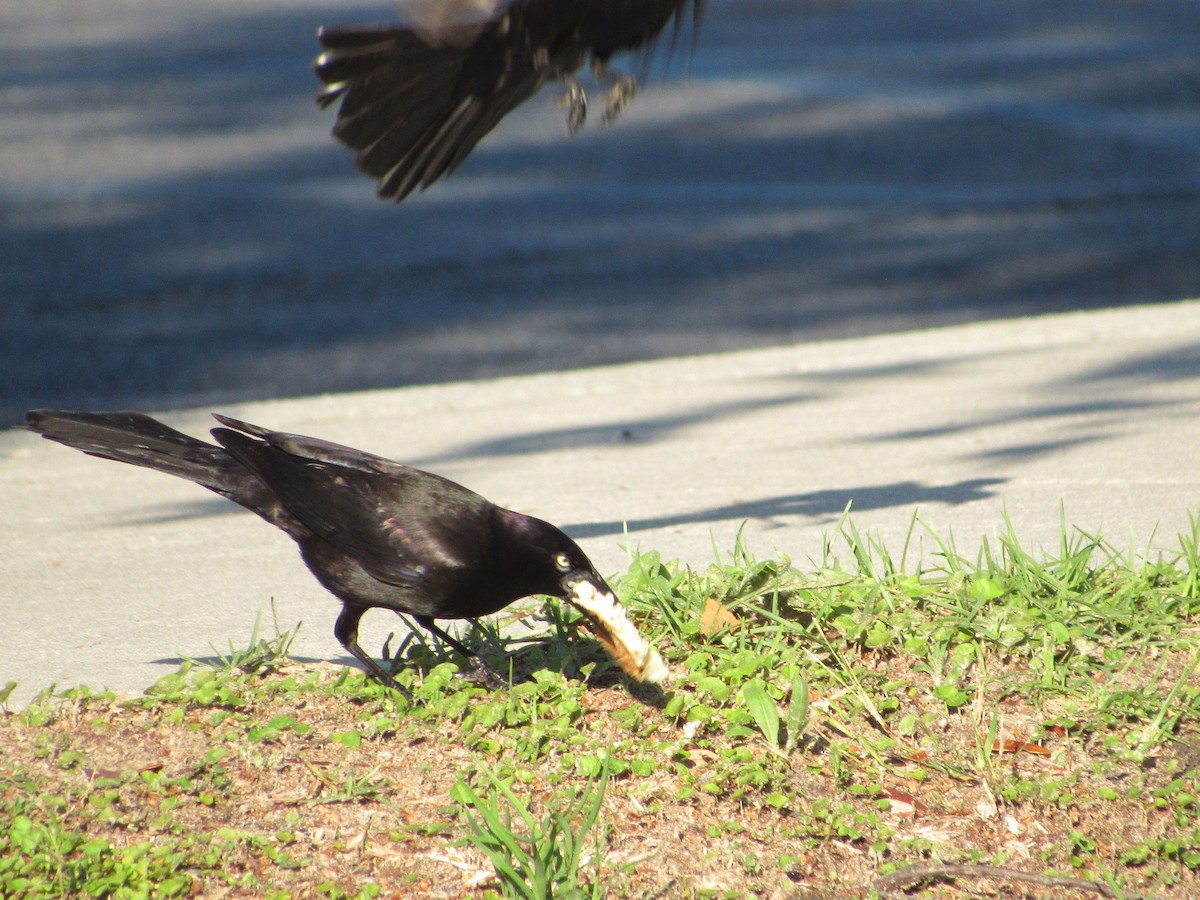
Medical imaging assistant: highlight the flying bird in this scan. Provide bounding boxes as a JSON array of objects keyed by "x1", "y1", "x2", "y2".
[
  {"x1": 314, "y1": 0, "x2": 704, "y2": 200},
  {"x1": 25, "y1": 409, "x2": 668, "y2": 696}
]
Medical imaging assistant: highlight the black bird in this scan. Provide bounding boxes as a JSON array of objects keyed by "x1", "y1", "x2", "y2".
[
  {"x1": 25, "y1": 410, "x2": 668, "y2": 696},
  {"x1": 314, "y1": 0, "x2": 704, "y2": 200}
]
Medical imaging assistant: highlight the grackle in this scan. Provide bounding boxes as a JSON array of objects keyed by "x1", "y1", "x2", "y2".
[
  {"x1": 314, "y1": 0, "x2": 704, "y2": 200},
  {"x1": 25, "y1": 410, "x2": 668, "y2": 697}
]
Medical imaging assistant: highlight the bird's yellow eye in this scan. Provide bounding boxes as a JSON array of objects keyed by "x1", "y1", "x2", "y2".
[{"x1": 554, "y1": 552, "x2": 572, "y2": 572}]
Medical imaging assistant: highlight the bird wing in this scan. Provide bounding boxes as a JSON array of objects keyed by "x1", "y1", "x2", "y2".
[
  {"x1": 314, "y1": 17, "x2": 552, "y2": 201},
  {"x1": 211, "y1": 414, "x2": 409, "y2": 478},
  {"x1": 212, "y1": 424, "x2": 490, "y2": 589},
  {"x1": 577, "y1": 0, "x2": 703, "y2": 63},
  {"x1": 314, "y1": 0, "x2": 703, "y2": 201}
]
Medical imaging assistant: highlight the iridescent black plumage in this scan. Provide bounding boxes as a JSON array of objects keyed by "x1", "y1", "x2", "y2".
[{"x1": 26, "y1": 409, "x2": 668, "y2": 696}]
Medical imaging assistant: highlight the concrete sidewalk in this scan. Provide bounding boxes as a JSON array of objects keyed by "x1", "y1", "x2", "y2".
[{"x1": 3, "y1": 300, "x2": 1199, "y2": 708}]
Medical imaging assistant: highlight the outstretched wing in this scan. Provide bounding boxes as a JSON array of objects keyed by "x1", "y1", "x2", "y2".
[{"x1": 314, "y1": 17, "x2": 554, "y2": 201}]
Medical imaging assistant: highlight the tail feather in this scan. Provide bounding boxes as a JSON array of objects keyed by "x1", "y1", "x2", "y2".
[{"x1": 24, "y1": 410, "x2": 241, "y2": 496}]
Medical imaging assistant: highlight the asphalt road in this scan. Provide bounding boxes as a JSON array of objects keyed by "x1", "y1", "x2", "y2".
[{"x1": 3, "y1": 0, "x2": 1200, "y2": 424}]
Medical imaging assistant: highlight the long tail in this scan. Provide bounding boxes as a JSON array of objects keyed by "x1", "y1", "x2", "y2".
[{"x1": 25, "y1": 409, "x2": 249, "y2": 503}]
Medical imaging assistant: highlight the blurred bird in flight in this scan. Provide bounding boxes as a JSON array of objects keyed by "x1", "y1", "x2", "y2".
[{"x1": 314, "y1": 0, "x2": 704, "y2": 200}]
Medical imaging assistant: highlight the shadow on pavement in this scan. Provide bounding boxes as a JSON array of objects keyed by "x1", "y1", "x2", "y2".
[{"x1": 3, "y1": 0, "x2": 1199, "y2": 424}]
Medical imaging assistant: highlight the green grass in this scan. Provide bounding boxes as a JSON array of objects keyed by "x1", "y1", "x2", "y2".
[
  {"x1": 3, "y1": 510, "x2": 1200, "y2": 897},
  {"x1": 452, "y1": 758, "x2": 609, "y2": 899}
]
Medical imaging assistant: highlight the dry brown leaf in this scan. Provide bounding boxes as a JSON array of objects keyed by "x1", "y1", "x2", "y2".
[
  {"x1": 992, "y1": 739, "x2": 1050, "y2": 756},
  {"x1": 699, "y1": 597, "x2": 741, "y2": 635},
  {"x1": 880, "y1": 786, "x2": 929, "y2": 816}
]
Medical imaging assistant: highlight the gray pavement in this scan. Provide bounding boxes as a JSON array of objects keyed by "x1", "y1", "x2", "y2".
[
  {"x1": 3, "y1": 300, "x2": 1200, "y2": 709},
  {"x1": 3, "y1": 0, "x2": 1200, "y2": 707},
  {"x1": 3, "y1": 0, "x2": 1200, "y2": 424}
]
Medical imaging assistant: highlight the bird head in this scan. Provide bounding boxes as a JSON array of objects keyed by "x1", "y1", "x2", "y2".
[{"x1": 500, "y1": 511, "x2": 669, "y2": 684}]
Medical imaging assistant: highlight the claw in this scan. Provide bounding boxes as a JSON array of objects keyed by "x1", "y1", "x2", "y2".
[
  {"x1": 461, "y1": 657, "x2": 507, "y2": 689},
  {"x1": 556, "y1": 75, "x2": 589, "y2": 135},
  {"x1": 589, "y1": 61, "x2": 637, "y2": 126},
  {"x1": 601, "y1": 75, "x2": 637, "y2": 126}
]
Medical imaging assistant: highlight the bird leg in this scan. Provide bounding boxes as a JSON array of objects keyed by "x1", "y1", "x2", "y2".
[
  {"x1": 556, "y1": 74, "x2": 589, "y2": 135},
  {"x1": 414, "y1": 615, "x2": 507, "y2": 688},
  {"x1": 592, "y1": 58, "x2": 637, "y2": 126},
  {"x1": 334, "y1": 606, "x2": 414, "y2": 699}
]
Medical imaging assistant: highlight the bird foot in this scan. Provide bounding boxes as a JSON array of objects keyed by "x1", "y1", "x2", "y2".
[
  {"x1": 369, "y1": 661, "x2": 414, "y2": 700},
  {"x1": 461, "y1": 656, "x2": 507, "y2": 689},
  {"x1": 383, "y1": 675, "x2": 415, "y2": 701},
  {"x1": 589, "y1": 60, "x2": 637, "y2": 126},
  {"x1": 601, "y1": 74, "x2": 637, "y2": 126},
  {"x1": 557, "y1": 76, "x2": 588, "y2": 135}
]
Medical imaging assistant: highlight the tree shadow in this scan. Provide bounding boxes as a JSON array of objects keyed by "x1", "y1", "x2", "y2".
[
  {"x1": 5, "y1": 1, "x2": 1200, "y2": 423},
  {"x1": 565, "y1": 477, "x2": 1006, "y2": 538}
]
